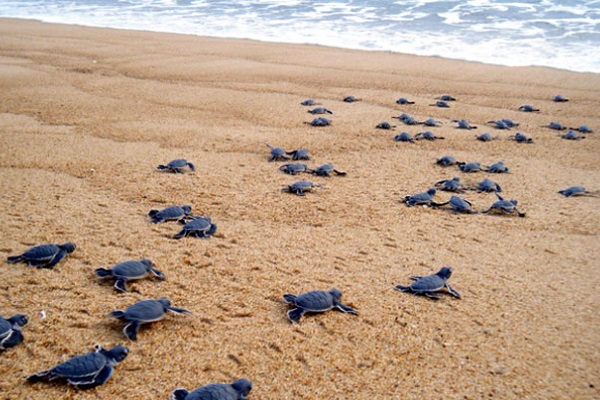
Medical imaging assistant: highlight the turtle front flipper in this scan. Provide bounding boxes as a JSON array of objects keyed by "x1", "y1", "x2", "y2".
[
  {"x1": 173, "y1": 229, "x2": 188, "y2": 239},
  {"x1": 150, "y1": 268, "x2": 166, "y2": 280},
  {"x1": 287, "y1": 307, "x2": 305, "y2": 323},
  {"x1": 1, "y1": 330, "x2": 23, "y2": 350},
  {"x1": 171, "y1": 389, "x2": 190, "y2": 400},
  {"x1": 282, "y1": 294, "x2": 296, "y2": 304},
  {"x1": 123, "y1": 321, "x2": 140, "y2": 341},
  {"x1": 445, "y1": 284, "x2": 462, "y2": 299},
  {"x1": 408, "y1": 276, "x2": 423, "y2": 281},
  {"x1": 424, "y1": 292, "x2": 443, "y2": 299},
  {"x1": 335, "y1": 303, "x2": 358, "y2": 315},
  {"x1": 113, "y1": 279, "x2": 128, "y2": 293},
  {"x1": 187, "y1": 163, "x2": 196, "y2": 172},
  {"x1": 394, "y1": 285, "x2": 412, "y2": 292},
  {"x1": 167, "y1": 306, "x2": 192, "y2": 315},
  {"x1": 43, "y1": 251, "x2": 67, "y2": 269},
  {"x1": 70, "y1": 365, "x2": 113, "y2": 390}
]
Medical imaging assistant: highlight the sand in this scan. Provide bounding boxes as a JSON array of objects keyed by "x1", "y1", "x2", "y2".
[{"x1": 0, "y1": 18, "x2": 599, "y2": 399}]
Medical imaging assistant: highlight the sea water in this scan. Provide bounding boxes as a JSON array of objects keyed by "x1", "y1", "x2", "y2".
[{"x1": 0, "y1": 0, "x2": 598, "y2": 73}]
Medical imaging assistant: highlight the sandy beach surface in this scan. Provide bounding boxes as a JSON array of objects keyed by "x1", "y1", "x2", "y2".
[{"x1": 0, "y1": 18, "x2": 599, "y2": 399}]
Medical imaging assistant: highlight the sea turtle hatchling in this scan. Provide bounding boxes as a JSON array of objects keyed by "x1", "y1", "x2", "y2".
[
  {"x1": 430, "y1": 101, "x2": 450, "y2": 108},
  {"x1": 446, "y1": 196, "x2": 477, "y2": 214},
  {"x1": 157, "y1": 159, "x2": 195, "y2": 174},
  {"x1": 27, "y1": 345, "x2": 129, "y2": 390},
  {"x1": 300, "y1": 99, "x2": 320, "y2": 106},
  {"x1": 7, "y1": 243, "x2": 76, "y2": 269},
  {"x1": 283, "y1": 289, "x2": 357, "y2": 323},
  {"x1": 482, "y1": 193, "x2": 525, "y2": 217},
  {"x1": 458, "y1": 162, "x2": 482, "y2": 173},
  {"x1": 560, "y1": 131, "x2": 585, "y2": 140},
  {"x1": 171, "y1": 379, "x2": 253, "y2": 400},
  {"x1": 396, "y1": 97, "x2": 415, "y2": 105},
  {"x1": 487, "y1": 120, "x2": 511, "y2": 130},
  {"x1": 403, "y1": 189, "x2": 447, "y2": 207},
  {"x1": 0, "y1": 314, "x2": 28, "y2": 351},
  {"x1": 376, "y1": 122, "x2": 396, "y2": 130},
  {"x1": 415, "y1": 131, "x2": 445, "y2": 141},
  {"x1": 343, "y1": 96, "x2": 362, "y2": 103},
  {"x1": 518, "y1": 105, "x2": 540, "y2": 112},
  {"x1": 282, "y1": 181, "x2": 323, "y2": 196},
  {"x1": 474, "y1": 178, "x2": 502, "y2": 193},
  {"x1": 395, "y1": 267, "x2": 461, "y2": 299},
  {"x1": 509, "y1": 132, "x2": 533, "y2": 143},
  {"x1": 486, "y1": 161, "x2": 509, "y2": 174},
  {"x1": 570, "y1": 125, "x2": 593, "y2": 134},
  {"x1": 553, "y1": 95, "x2": 569, "y2": 102},
  {"x1": 307, "y1": 107, "x2": 332, "y2": 115},
  {"x1": 110, "y1": 298, "x2": 191, "y2": 341},
  {"x1": 279, "y1": 163, "x2": 311, "y2": 175},
  {"x1": 148, "y1": 206, "x2": 194, "y2": 223},
  {"x1": 558, "y1": 186, "x2": 599, "y2": 197},
  {"x1": 435, "y1": 177, "x2": 465, "y2": 193},
  {"x1": 436, "y1": 156, "x2": 458, "y2": 167},
  {"x1": 265, "y1": 143, "x2": 290, "y2": 162},
  {"x1": 546, "y1": 122, "x2": 567, "y2": 131},
  {"x1": 453, "y1": 119, "x2": 477, "y2": 130},
  {"x1": 393, "y1": 113, "x2": 420, "y2": 126},
  {"x1": 394, "y1": 132, "x2": 415, "y2": 143},
  {"x1": 174, "y1": 217, "x2": 217, "y2": 239},
  {"x1": 438, "y1": 95, "x2": 457, "y2": 101},
  {"x1": 286, "y1": 149, "x2": 310, "y2": 160},
  {"x1": 305, "y1": 117, "x2": 331, "y2": 127},
  {"x1": 476, "y1": 133, "x2": 497, "y2": 142},
  {"x1": 311, "y1": 164, "x2": 346, "y2": 177},
  {"x1": 95, "y1": 259, "x2": 165, "y2": 293},
  {"x1": 422, "y1": 118, "x2": 442, "y2": 127}
]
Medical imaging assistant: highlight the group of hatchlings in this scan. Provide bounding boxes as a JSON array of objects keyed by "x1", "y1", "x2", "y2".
[{"x1": 2, "y1": 94, "x2": 596, "y2": 399}]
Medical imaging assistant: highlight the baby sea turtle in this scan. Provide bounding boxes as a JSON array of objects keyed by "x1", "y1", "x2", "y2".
[
  {"x1": 558, "y1": 186, "x2": 598, "y2": 197},
  {"x1": 395, "y1": 267, "x2": 461, "y2": 299},
  {"x1": 286, "y1": 149, "x2": 310, "y2": 160},
  {"x1": 546, "y1": 122, "x2": 567, "y2": 131},
  {"x1": 0, "y1": 314, "x2": 28, "y2": 351},
  {"x1": 415, "y1": 131, "x2": 445, "y2": 141},
  {"x1": 518, "y1": 105, "x2": 540, "y2": 112},
  {"x1": 110, "y1": 298, "x2": 191, "y2": 341},
  {"x1": 28, "y1": 345, "x2": 129, "y2": 390},
  {"x1": 560, "y1": 131, "x2": 585, "y2": 140},
  {"x1": 343, "y1": 96, "x2": 362, "y2": 103},
  {"x1": 307, "y1": 107, "x2": 332, "y2": 115},
  {"x1": 148, "y1": 205, "x2": 194, "y2": 223},
  {"x1": 95, "y1": 259, "x2": 165, "y2": 293},
  {"x1": 157, "y1": 159, "x2": 195, "y2": 174},
  {"x1": 474, "y1": 178, "x2": 502, "y2": 193},
  {"x1": 393, "y1": 113, "x2": 420, "y2": 126},
  {"x1": 458, "y1": 162, "x2": 482, "y2": 173},
  {"x1": 571, "y1": 125, "x2": 593, "y2": 134},
  {"x1": 174, "y1": 217, "x2": 217, "y2": 239},
  {"x1": 422, "y1": 118, "x2": 442, "y2": 127},
  {"x1": 446, "y1": 196, "x2": 477, "y2": 214},
  {"x1": 396, "y1": 98, "x2": 415, "y2": 105},
  {"x1": 482, "y1": 193, "x2": 525, "y2": 217},
  {"x1": 486, "y1": 161, "x2": 509, "y2": 174},
  {"x1": 403, "y1": 189, "x2": 447, "y2": 207},
  {"x1": 430, "y1": 101, "x2": 450, "y2": 108},
  {"x1": 311, "y1": 164, "x2": 346, "y2": 177},
  {"x1": 279, "y1": 163, "x2": 311, "y2": 175},
  {"x1": 438, "y1": 95, "x2": 457, "y2": 101},
  {"x1": 487, "y1": 120, "x2": 511, "y2": 130},
  {"x1": 300, "y1": 99, "x2": 320, "y2": 106},
  {"x1": 7, "y1": 243, "x2": 76, "y2": 269},
  {"x1": 436, "y1": 156, "x2": 458, "y2": 167},
  {"x1": 171, "y1": 379, "x2": 253, "y2": 400},
  {"x1": 282, "y1": 181, "x2": 322, "y2": 196},
  {"x1": 305, "y1": 117, "x2": 331, "y2": 127},
  {"x1": 283, "y1": 289, "x2": 357, "y2": 323},
  {"x1": 453, "y1": 119, "x2": 477, "y2": 129},
  {"x1": 476, "y1": 133, "x2": 497, "y2": 142},
  {"x1": 553, "y1": 95, "x2": 569, "y2": 102},
  {"x1": 265, "y1": 143, "x2": 290, "y2": 162},
  {"x1": 376, "y1": 122, "x2": 396, "y2": 130},
  {"x1": 394, "y1": 132, "x2": 414, "y2": 143},
  {"x1": 509, "y1": 133, "x2": 533, "y2": 143},
  {"x1": 435, "y1": 177, "x2": 465, "y2": 193}
]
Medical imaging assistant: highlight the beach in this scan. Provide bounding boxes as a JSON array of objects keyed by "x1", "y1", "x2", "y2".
[{"x1": 0, "y1": 18, "x2": 599, "y2": 399}]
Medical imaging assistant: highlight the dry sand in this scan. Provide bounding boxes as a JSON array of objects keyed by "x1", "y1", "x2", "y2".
[{"x1": 0, "y1": 18, "x2": 599, "y2": 399}]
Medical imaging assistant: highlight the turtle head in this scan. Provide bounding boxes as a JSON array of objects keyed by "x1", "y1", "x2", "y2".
[
  {"x1": 9, "y1": 314, "x2": 28, "y2": 328},
  {"x1": 181, "y1": 205, "x2": 192, "y2": 213},
  {"x1": 329, "y1": 289, "x2": 342, "y2": 300},
  {"x1": 232, "y1": 379, "x2": 252, "y2": 396},
  {"x1": 158, "y1": 298, "x2": 172, "y2": 309},
  {"x1": 427, "y1": 189, "x2": 436, "y2": 197},
  {"x1": 107, "y1": 345, "x2": 129, "y2": 365},
  {"x1": 140, "y1": 259, "x2": 153, "y2": 267},
  {"x1": 62, "y1": 243, "x2": 76, "y2": 253},
  {"x1": 437, "y1": 267, "x2": 453, "y2": 280}
]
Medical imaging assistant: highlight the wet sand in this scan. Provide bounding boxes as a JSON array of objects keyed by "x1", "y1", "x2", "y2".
[{"x1": 0, "y1": 18, "x2": 599, "y2": 399}]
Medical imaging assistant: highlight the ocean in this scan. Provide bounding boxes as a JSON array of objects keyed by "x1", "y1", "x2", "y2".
[{"x1": 1, "y1": 0, "x2": 599, "y2": 73}]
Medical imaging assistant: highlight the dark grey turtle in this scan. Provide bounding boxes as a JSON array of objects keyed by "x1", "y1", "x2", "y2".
[
  {"x1": 487, "y1": 120, "x2": 510, "y2": 130},
  {"x1": 396, "y1": 97, "x2": 415, "y2": 105},
  {"x1": 286, "y1": 148, "x2": 310, "y2": 160},
  {"x1": 438, "y1": 95, "x2": 457, "y2": 101},
  {"x1": 403, "y1": 189, "x2": 447, "y2": 207},
  {"x1": 430, "y1": 101, "x2": 450, "y2": 108},
  {"x1": 474, "y1": 178, "x2": 502, "y2": 193},
  {"x1": 453, "y1": 119, "x2": 477, "y2": 130},
  {"x1": 553, "y1": 95, "x2": 569, "y2": 102},
  {"x1": 446, "y1": 196, "x2": 477, "y2": 214},
  {"x1": 283, "y1": 289, "x2": 357, "y2": 323},
  {"x1": 376, "y1": 122, "x2": 396, "y2": 130},
  {"x1": 279, "y1": 163, "x2": 311, "y2": 175},
  {"x1": 0, "y1": 314, "x2": 28, "y2": 351},
  {"x1": 308, "y1": 107, "x2": 332, "y2": 115},
  {"x1": 518, "y1": 105, "x2": 540, "y2": 112},
  {"x1": 304, "y1": 117, "x2": 331, "y2": 127},
  {"x1": 415, "y1": 131, "x2": 445, "y2": 141},
  {"x1": 395, "y1": 267, "x2": 461, "y2": 299},
  {"x1": 476, "y1": 133, "x2": 496, "y2": 142},
  {"x1": 435, "y1": 177, "x2": 465, "y2": 193},
  {"x1": 436, "y1": 156, "x2": 458, "y2": 167},
  {"x1": 486, "y1": 161, "x2": 509, "y2": 174},
  {"x1": 394, "y1": 132, "x2": 414, "y2": 143},
  {"x1": 558, "y1": 186, "x2": 598, "y2": 197},
  {"x1": 343, "y1": 96, "x2": 361, "y2": 103},
  {"x1": 393, "y1": 113, "x2": 420, "y2": 126},
  {"x1": 282, "y1": 181, "x2": 322, "y2": 196},
  {"x1": 501, "y1": 119, "x2": 519, "y2": 128},
  {"x1": 560, "y1": 131, "x2": 585, "y2": 140},
  {"x1": 311, "y1": 164, "x2": 346, "y2": 177},
  {"x1": 482, "y1": 193, "x2": 525, "y2": 217},
  {"x1": 171, "y1": 379, "x2": 253, "y2": 400},
  {"x1": 148, "y1": 205, "x2": 194, "y2": 223},
  {"x1": 300, "y1": 99, "x2": 320, "y2": 106},
  {"x1": 458, "y1": 162, "x2": 482, "y2": 173},
  {"x1": 174, "y1": 217, "x2": 217, "y2": 239},
  {"x1": 27, "y1": 345, "x2": 128, "y2": 390},
  {"x1": 95, "y1": 259, "x2": 165, "y2": 293},
  {"x1": 546, "y1": 122, "x2": 567, "y2": 130},
  {"x1": 110, "y1": 298, "x2": 191, "y2": 341},
  {"x1": 265, "y1": 143, "x2": 290, "y2": 162},
  {"x1": 7, "y1": 243, "x2": 76, "y2": 269},
  {"x1": 571, "y1": 125, "x2": 593, "y2": 134},
  {"x1": 422, "y1": 118, "x2": 442, "y2": 127},
  {"x1": 509, "y1": 132, "x2": 533, "y2": 143},
  {"x1": 157, "y1": 159, "x2": 195, "y2": 174}
]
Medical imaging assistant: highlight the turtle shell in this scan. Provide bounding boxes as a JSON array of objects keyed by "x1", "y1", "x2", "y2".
[
  {"x1": 183, "y1": 218, "x2": 212, "y2": 233},
  {"x1": 49, "y1": 351, "x2": 109, "y2": 380},
  {"x1": 410, "y1": 275, "x2": 446, "y2": 293},
  {"x1": 122, "y1": 299, "x2": 169, "y2": 323},
  {"x1": 167, "y1": 159, "x2": 189, "y2": 168},
  {"x1": 294, "y1": 291, "x2": 336, "y2": 312},
  {"x1": 0, "y1": 317, "x2": 11, "y2": 339},
  {"x1": 109, "y1": 260, "x2": 152, "y2": 279}
]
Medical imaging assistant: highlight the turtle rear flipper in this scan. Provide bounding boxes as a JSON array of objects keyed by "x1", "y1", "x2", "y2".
[
  {"x1": 333, "y1": 170, "x2": 347, "y2": 176},
  {"x1": 109, "y1": 310, "x2": 126, "y2": 319},
  {"x1": 282, "y1": 294, "x2": 296, "y2": 304},
  {"x1": 27, "y1": 369, "x2": 52, "y2": 383},
  {"x1": 69, "y1": 365, "x2": 114, "y2": 390},
  {"x1": 287, "y1": 308, "x2": 305, "y2": 323},
  {"x1": 424, "y1": 292, "x2": 443, "y2": 299},
  {"x1": 445, "y1": 284, "x2": 461, "y2": 299},
  {"x1": 7, "y1": 255, "x2": 24, "y2": 264},
  {"x1": 171, "y1": 389, "x2": 190, "y2": 400},
  {"x1": 114, "y1": 279, "x2": 128, "y2": 293},
  {"x1": 94, "y1": 268, "x2": 112, "y2": 278},
  {"x1": 123, "y1": 321, "x2": 140, "y2": 341}
]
